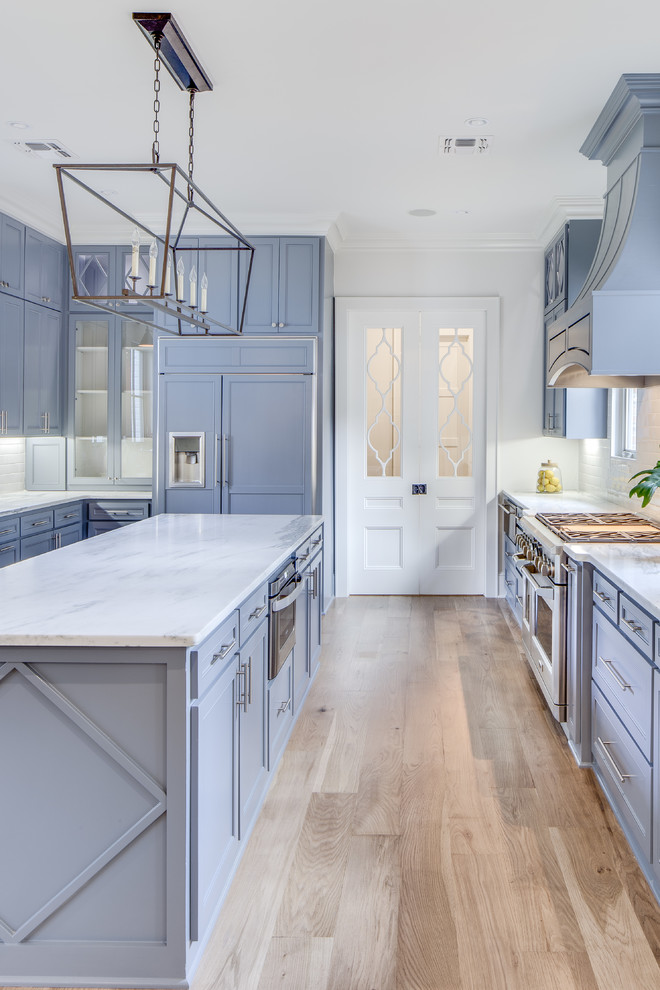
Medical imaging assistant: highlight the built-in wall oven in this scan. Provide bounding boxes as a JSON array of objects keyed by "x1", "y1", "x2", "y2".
[{"x1": 268, "y1": 559, "x2": 306, "y2": 679}]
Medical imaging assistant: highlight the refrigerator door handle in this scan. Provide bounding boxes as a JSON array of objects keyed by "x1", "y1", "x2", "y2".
[{"x1": 222, "y1": 435, "x2": 230, "y2": 488}]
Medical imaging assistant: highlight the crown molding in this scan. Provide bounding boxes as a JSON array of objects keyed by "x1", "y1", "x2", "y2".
[
  {"x1": 535, "y1": 196, "x2": 604, "y2": 247},
  {"x1": 332, "y1": 231, "x2": 542, "y2": 253},
  {"x1": 0, "y1": 197, "x2": 65, "y2": 243}
]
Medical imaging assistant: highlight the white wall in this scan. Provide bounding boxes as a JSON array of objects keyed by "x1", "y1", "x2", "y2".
[{"x1": 333, "y1": 246, "x2": 581, "y2": 492}]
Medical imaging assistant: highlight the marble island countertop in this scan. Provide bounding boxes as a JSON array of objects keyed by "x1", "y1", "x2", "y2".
[
  {"x1": 0, "y1": 490, "x2": 152, "y2": 517},
  {"x1": 0, "y1": 513, "x2": 322, "y2": 647}
]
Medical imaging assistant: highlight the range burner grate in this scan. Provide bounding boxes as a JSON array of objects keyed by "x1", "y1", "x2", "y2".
[{"x1": 536, "y1": 511, "x2": 660, "y2": 543}]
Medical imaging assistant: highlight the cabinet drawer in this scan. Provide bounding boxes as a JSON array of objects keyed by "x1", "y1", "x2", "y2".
[
  {"x1": 191, "y1": 610, "x2": 240, "y2": 700},
  {"x1": 592, "y1": 685, "x2": 652, "y2": 861},
  {"x1": 619, "y1": 593, "x2": 653, "y2": 660},
  {"x1": 0, "y1": 539, "x2": 19, "y2": 567},
  {"x1": 593, "y1": 571, "x2": 617, "y2": 619},
  {"x1": 54, "y1": 502, "x2": 83, "y2": 528},
  {"x1": 592, "y1": 609, "x2": 653, "y2": 760},
  {"x1": 87, "y1": 500, "x2": 150, "y2": 522},
  {"x1": 0, "y1": 515, "x2": 20, "y2": 544},
  {"x1": 267, "y1": 653, "x2": 293, "y2": 770},
  {"x1": 239, "y1": 583, "x2": 268, "y2": 647},
  {"x1": 296, "y1": 526, "x2": 323, "y2": 566},
  {"x1": 20, "y1": 509, "x2": 54, "y2": 536}
]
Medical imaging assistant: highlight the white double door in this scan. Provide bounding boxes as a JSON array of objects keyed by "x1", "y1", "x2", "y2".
[{"x1": 343, "y1": 306, "x2": 488, "y2": 595}]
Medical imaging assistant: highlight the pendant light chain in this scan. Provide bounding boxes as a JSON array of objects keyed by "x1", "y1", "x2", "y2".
[
  {"x1": 188, "y1": 89, "x2": 196, "y2": 202},
  {"x1": 152, "y1": 35, "x2": 162, "y2": 165}
]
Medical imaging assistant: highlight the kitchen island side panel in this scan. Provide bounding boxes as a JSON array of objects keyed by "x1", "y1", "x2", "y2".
[{"x1": 0, "y1": 645, "x2": 190, "y2": 988}]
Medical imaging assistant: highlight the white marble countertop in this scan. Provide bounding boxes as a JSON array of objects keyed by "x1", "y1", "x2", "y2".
[
  {"x1": 0, "y1": 513, "x2": 322, "y2": 647},
  {"x1": 0, "y1": 490, "x2": 152, "y2": 517},
  {"x1": 566, "y1": 543, "x2": 660, "y2": 623},
  {"x1": 501, "y1": 489, "x2": 625, "y2": 514}
]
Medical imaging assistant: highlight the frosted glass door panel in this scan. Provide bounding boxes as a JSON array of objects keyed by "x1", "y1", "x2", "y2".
[
  {"x1": 120, "y1": 322, "x2": 153, "y2": 480},
  {"x1": 74, "y1": 320, "x2": 109, "y2": 480},
  {"x1": 437, "y1": 329, "x2": 473, "y2": 478},
  {"x1": 365, "y1": 327, "x2": 402, "y2": 477}
]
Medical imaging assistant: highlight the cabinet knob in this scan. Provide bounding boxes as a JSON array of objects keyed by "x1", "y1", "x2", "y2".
[
  {"x1": 271, "y1": 322, "x2": 277, "y2": 328},
  {"x1": 278, "y1": 322, "x2": 284, "y2": 328}
]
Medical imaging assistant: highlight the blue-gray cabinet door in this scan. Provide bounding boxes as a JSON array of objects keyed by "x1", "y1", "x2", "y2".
[
  {"x1": 220, "y1": 374, "x2": 314, "y2": 514},
  {"x1": 24, "y1": 228, "x2": 64, "y2": 310},
  {"x1": 278, "y1": 237, "x2": 319, "y2": 334},
  {"x1": 190, "y1": 655, "x2": 238, "y2": 943},
  {"x1": 158, "y1": 375, "x2": 221, "y2": 513},
  {"x1": 23, "y1": 303, "x2": 62, "y2": 435},
  {"x1": 240, "y1": 237, "x2": 279, "y2": 333},
  {"x1": 21, "y1": 529, "x2": 56, "y2": 560},
  {"x1": 199, "y1": 237, "x2": 239, "y2": 333},
  {"x1": 0, "y1": 294, "x2": 24, "y2": 435},
  {"x1": 308, "y1": 550, "x2": 323, "y2": 677},
  {"x1": 292, "y1": 573, "x2": 310, "y2": 713},
  {"x1": 237, "y1": 620, "x2": 268, "y2": 839},
  {"x1": 0, "y1": 214, "x2": 25, "y2": 297}
]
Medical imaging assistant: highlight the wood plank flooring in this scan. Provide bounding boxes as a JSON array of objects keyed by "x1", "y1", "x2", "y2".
[{"x1": 193, "y1": 595, "x2": 660, "y2": 990}]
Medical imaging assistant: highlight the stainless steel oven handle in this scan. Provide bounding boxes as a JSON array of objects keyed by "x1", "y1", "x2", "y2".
[
  {"x1": 271, "y1": 577, "x2": 306, "y2": 612},
  {"x1": 561, "y1": 561, "x2": 576, "y2": 573},
  {"x1": 596, "y1": 737, "x2": 633, "y2": 783}
]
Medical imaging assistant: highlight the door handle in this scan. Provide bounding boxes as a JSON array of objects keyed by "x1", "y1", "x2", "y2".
[{"x1": 222, "y1": 435, "x2": 229, "y2": 487}]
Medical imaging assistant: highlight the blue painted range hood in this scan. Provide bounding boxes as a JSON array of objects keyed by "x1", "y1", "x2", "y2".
[{"x1": 548, "y1": 75, "x2": 660, "y2": 388}]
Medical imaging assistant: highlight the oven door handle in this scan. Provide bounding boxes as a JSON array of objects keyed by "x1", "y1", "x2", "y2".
[
  {"x1": 522, "y1": 563, "x2": 555, "y2": 601},
  {"x1": 271, "y1": 576, "x2": 306, "y2": 612}
]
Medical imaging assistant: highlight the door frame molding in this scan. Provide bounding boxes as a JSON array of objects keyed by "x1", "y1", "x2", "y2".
[{"x1": 335, "y1": 296, "x2": 500, "y2": 598}]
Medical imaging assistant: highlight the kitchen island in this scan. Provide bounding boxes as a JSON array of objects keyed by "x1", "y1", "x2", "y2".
[{"x1": 0, "y1": 513, "x2": 322, "y2": 988}]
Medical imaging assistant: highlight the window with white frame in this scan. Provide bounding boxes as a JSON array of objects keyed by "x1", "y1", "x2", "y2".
[{"x1": 611, "y1": 388, "x2": 638, "y2": 458}]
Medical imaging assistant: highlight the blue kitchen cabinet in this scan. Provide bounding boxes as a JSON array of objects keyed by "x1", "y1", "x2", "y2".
[
  {"x1": 190, "y1": 647, "x2": 239, "y2": 943},
  {"x1": 292, "y1": 563, "x2": 310, "y2": 713},
  {"x1": 220, "y1": 374, "x2": 315, "y2": 514},
  {"x1": 19, "y1": 504, "x2": 84, "y2": 559},
  {"x1": 86, "y1": 499, "x2": 150, "y2": 537},
  {"x1": 542, "y1": 220, "x2": 607, "y2": 439},
  {"x1": 240, "y1": 236, "x2": 320, "y2": 334},
  {"x1": 237, "y1": 619, "x2": 268, "y2": 839},
  {"x1": 23, "y1": 302, "x2": 63, "y2": 435},
  {"x1": 308, "y1": 547, "x2": 323, "y2": 677},
  {"x1": 0, "y1": 294, "x2": 24, "y2": 435},
  {"x1": 69, "y1": 244, "x2": 159, "y2": 312},
  {"x1": 0, "y1": 515, "x2": 20, "y2": 569},
  {"x1": 24, "y1": 228, "x2": 64, "y2": 311},
  {"x1": 68, "y1": 316, "x2": 155, "y2": 486},
  {"x1": 0, "y1": 214, "x2": 25, "y2": 297}
]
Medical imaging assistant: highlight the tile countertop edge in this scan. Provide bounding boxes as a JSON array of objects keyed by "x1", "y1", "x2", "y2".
[
  {"x1": 566, "y1": 543, "x2": 660, "y2": 624},
  {"x1": 0, "y1": 513, "x2": 323, "y2": 648}
]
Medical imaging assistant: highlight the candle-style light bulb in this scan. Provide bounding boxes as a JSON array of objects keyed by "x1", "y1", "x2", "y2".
[
  {"x1": 200, "y1": 272, "x2": 208, "y2": 313},
  {"x1": 148, "y1": 239, "x2": 158, "y2": 287},
  {"x1": 164, "y1": 255, "x2": 172, "y2": 295},
  {"x1": 189, "y1": 265, "x2": 197, "y2": 308},
  {"x1": 176, "y1": 258, "x2": 185, "y2": 302},
  {"x1": 131, "y1": 227, "x2": 140, "y2": 278}
]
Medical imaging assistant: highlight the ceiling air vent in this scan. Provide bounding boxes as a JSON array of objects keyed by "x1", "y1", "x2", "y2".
[
  {"x1": 9, "y1": 139, "x2": 75, "y2": 161},
  {"x1": 439, "y1": 136, "x2": 492, "y2": 156}
]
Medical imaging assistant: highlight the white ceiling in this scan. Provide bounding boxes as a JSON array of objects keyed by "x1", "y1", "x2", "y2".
[{"x1": 3, "y1": 0, "x2": 660, "y2": 249}]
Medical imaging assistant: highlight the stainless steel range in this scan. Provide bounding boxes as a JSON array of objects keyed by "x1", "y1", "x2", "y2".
[{"x1": 512, "y1": 510, "x2": 660, "y2": 726}]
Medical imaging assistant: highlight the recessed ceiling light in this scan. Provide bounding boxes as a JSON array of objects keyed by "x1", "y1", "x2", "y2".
[
  {"x1": 408, "y1": 208, "x2": 436, "y2": 217},
  {"x1": 7, "y1": 121, "x2": 30, "y2": 129},
  {"x1": 465, "y1": 117, "x2": 489, "y2": 127}
]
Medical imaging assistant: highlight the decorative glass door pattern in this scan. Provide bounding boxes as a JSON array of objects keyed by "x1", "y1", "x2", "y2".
[
  {"x1": 365, "y1": 327, "x2": 402, "y2": 477},
  {"x1": 437, "y1": 329, "x2": 473, "y2": 478}
]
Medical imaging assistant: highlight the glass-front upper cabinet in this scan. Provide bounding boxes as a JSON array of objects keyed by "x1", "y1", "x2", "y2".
[{"x1": 69, "y1": 316, "x2": 154, "y2": 486}]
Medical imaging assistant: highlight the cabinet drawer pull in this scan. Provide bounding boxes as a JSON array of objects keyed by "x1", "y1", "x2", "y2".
[
  {"x1": 297, "y1": 552, "x2": 309, "y2": 562},
  {"x1": 62, "y1": 512, "x2": 78, "y2": 520},
  {"x1": 595, "y1": 590, "x2": 612, "y2": 604},
  {"x1": 515, "y1": 595, "x2": 524, "y2": 607},
  {"x1": 236, "y1": 665, "x2": 248, "y2": 712},
  {"x1": 0, "y1": 546, "x2": 14, "y2": 553},
  {"x1": 211, "y1": 638, "x2": 236, "y2": 665},
  {"x1": 599, "y1": 657, "x2": 631, "y2": 692},
  {"x1": 0, "y1": 528, "x2": 15, "y2": 536},
  {"x1": 312, "y1": 537, "x2": 323, "y2": 547},
  {"x1": 31, "y1": 520, "x2": 50, "y2": 528},
  {"x1": 505, "y1": 578, "x2": 514, "y2": 589},
  {"x1": 596, "y1": 736, "x2": 633, "y2": 784},
  {"x1": 248, "y1": 605, "x2": 266, "y2": 620},
  {"x1": 622, "y1": 616, "x2": 645, "y2": 636},
  {"x1": 277, "y1": 696, "x2": 291, "y2": 716}
]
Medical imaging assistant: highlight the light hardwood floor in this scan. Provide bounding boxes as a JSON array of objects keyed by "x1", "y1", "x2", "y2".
[{"x1": 193, "y1": 595, "x2": 660, "y2": 990}]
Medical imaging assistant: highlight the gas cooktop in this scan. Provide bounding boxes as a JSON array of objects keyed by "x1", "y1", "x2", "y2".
[{"x1": 535, "y1": 512, "x2": 660, "y2": 544}]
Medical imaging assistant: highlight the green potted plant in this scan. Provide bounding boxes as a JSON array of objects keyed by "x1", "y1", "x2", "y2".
[{"x1": 629, "y1": 460, "x2": 660, "y2": 507}]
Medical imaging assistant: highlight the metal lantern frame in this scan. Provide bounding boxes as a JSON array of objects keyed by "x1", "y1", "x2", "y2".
[{"x1": 54, "y1": 12, "x2": 255, "y2": 336}]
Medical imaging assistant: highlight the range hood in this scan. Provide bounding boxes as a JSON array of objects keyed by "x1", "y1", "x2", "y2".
[{"x1": 548, "y1": 74, "x2": 660, "y2": 388}]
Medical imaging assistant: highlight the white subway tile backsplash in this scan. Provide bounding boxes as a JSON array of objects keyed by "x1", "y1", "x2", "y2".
[
  {"x1": 0, "y1": 437, "x2": 25, "y2": 493},
  {"x1": 579, "y1": 385, "x2": 660, "y2": 520}
]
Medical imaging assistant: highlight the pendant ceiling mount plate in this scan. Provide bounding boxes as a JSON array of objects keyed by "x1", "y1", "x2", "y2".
[{"x1": 132, "y1": 12, "x2": 213, "y2": 92}]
